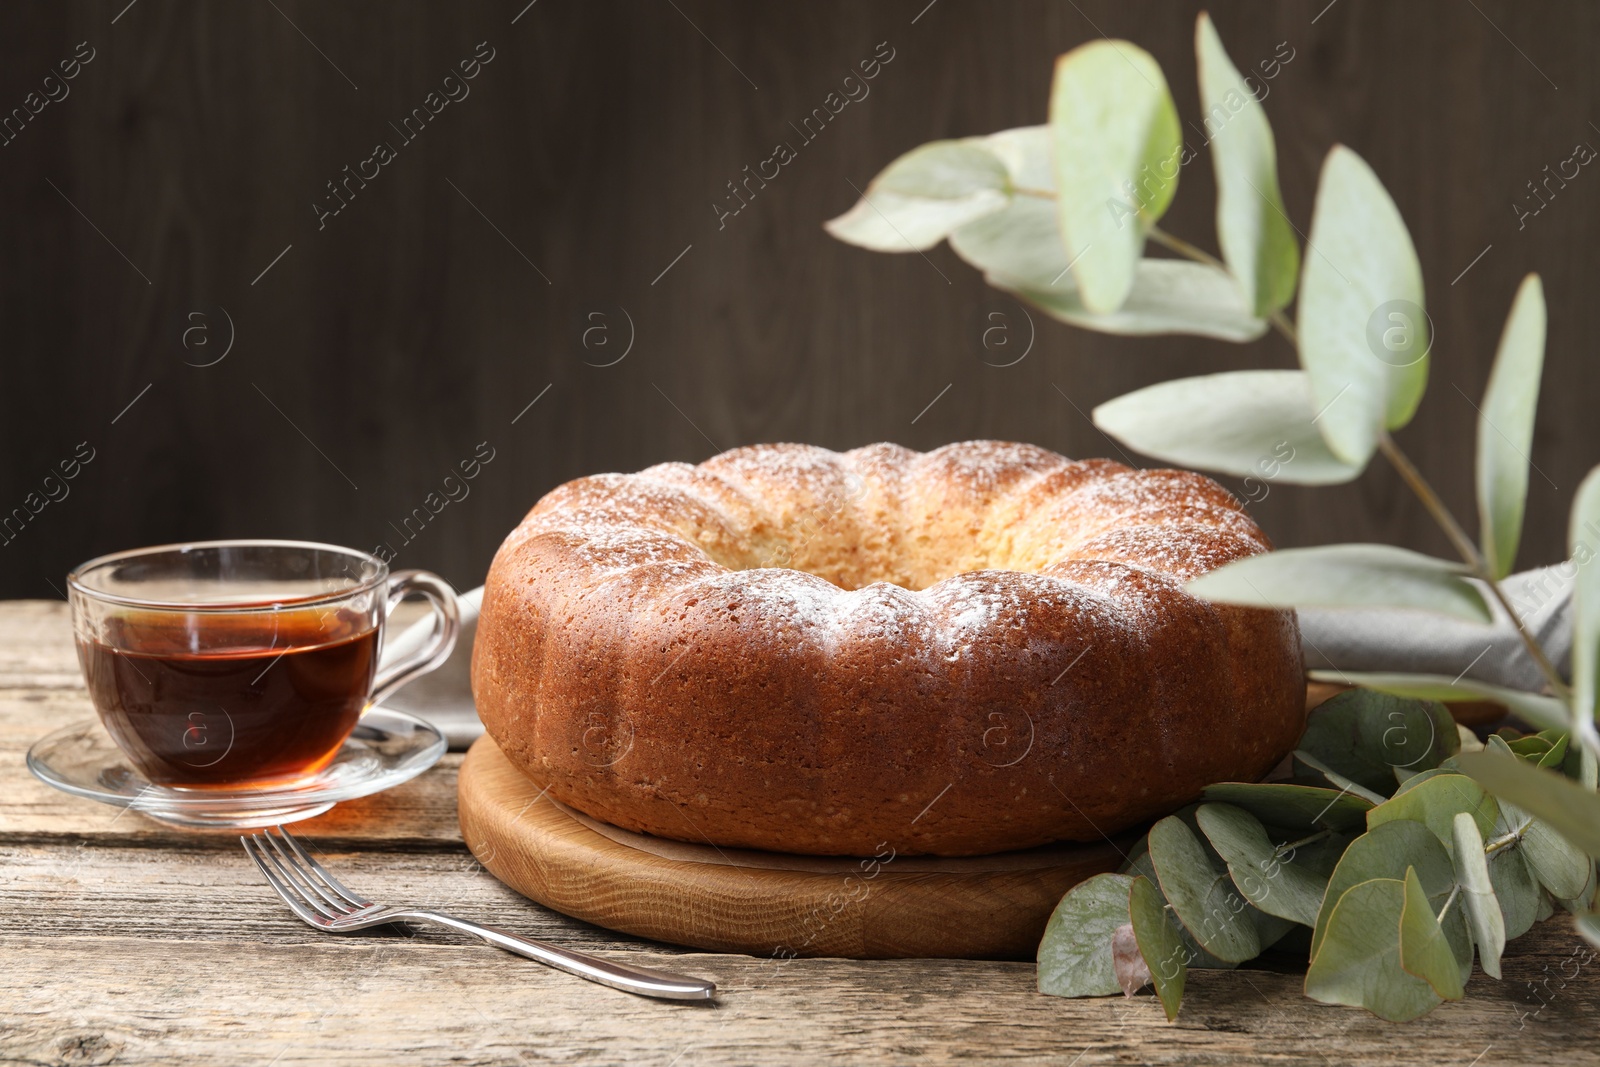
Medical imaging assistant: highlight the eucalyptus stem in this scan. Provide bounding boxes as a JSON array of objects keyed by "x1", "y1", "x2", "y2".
[
  {"x1": 1275, "y1": 828, "x2": 1332, "y2": 857},
  {"x1": 1435, "y1": 882, "x2": 1461, "y2": 925},
  {"x1": 1376, "y1": 435, "x2": 1571, "y2": 701},
  {"x1": 1374, "y1": 436, "x2": 1483, "y2": 579},
  {"x1": 1147, "y1": 226, "x2": 1226, "y2": 273},
  {"x1": 1150, "y1": 223, "x2": 1298, "y2": 347},
  {"x1": 1484, "y1": 828, "x2": 1524, "y2": 856},
  {"x1": 1268, "y1": 310, "x2": 1298, "y2": 346}
]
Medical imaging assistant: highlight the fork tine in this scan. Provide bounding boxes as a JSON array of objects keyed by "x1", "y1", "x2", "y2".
[
  {"x1": 242, "y1": 836, "x2": 330, "y2": 927},
  {"x1": 248, "y1": 833, "x2": 345, "y2": 920},
  {"x1": 273, "y1": 826, "x2": 372, "y2": 908},
  {"x1": 259, "y1": 832, "x2": 354, "y2": 917}
]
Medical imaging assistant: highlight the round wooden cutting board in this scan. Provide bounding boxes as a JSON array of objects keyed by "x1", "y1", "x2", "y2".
[
  {"x1": 457, "y1": 736, "x2": 1127, "y2": 961},
  {"x1": 456, "y1": 684, "x2": 1498, "y2": 961}
]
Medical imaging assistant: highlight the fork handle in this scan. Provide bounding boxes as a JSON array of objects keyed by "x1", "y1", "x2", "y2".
[{"x1": 392, "y1": 909, "x2": 717, "y2": 1001}]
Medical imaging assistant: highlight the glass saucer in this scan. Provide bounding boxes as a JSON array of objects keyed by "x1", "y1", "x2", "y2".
[{"x1": 26, "y1": 706, "x2": 447, "y2": 829}]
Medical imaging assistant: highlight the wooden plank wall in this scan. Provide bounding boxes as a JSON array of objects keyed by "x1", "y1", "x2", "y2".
[{"x1": 0, "y1": 0, "x2": 1594, "y2": 597}]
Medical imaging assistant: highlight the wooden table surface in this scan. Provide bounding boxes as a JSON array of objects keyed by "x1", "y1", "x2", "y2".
[{"x1": 3, "y1": 599, "x2": 1596, "y2": 1066}]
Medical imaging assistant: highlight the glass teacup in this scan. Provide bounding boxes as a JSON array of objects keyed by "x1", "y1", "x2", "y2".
[{"x1": 67, "y1": 540, "x2": 459, "y2": 789}]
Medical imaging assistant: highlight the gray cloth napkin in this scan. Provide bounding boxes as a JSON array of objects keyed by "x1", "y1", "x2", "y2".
[
  {"x1": 379, "y1": 586, "x2": 485, "y2": 750},
  {"x1": 384, "y1": 567, "x2": 1575, "y2": 752},
  {"x1": 1298, "y1": 564, "x2": 1574, "y2": 693}
]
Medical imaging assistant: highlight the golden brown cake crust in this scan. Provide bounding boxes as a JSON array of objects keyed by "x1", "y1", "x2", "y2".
[{"x1": 471, "y1": 441, "x2": 1305, "y2": 857}]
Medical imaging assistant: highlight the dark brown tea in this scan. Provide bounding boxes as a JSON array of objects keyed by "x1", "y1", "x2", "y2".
[{"x1": 77, "y1": 608, "x2": 379, "y2": 788}]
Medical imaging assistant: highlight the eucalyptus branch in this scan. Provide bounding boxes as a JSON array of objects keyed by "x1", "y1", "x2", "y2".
[
  {"x1": 1147, "y1": 225, "x2": 1572, "y2": 707},
  {"x1": 837, "y1": 20, "x2": 1592, "y2": 1025}
]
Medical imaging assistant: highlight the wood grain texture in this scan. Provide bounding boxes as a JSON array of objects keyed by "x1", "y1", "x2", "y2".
[
  {"x1": 3, "y1": 826, "x2": 1596, "y2": 1065},
  {"x1": 2, "y1": 926, "x2": 1595, "y2": 1066},
  {"x1": 457, "y1": 734, "x2": 1126, "y2": 960},
  {"x1": 0, "y1": 1, "x2": 1596, "y2": 604},
  {"x1": 0, "y1": 601, "x2": 1591, "y2": 1064}
]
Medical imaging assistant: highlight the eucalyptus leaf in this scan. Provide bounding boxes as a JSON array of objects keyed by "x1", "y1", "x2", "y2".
[
  {"x1": 1307, "y1": 670, "x2": 1570, "y2": 734},
  {"x1": 1304, "y1": 878, "x2": 1443, "y2": 1022},
  {"x1": 1366, "y1": 773, "x2": 1499, "y2": 854},
  {"x1": 1520, "y1": 807, "x2": 1592, "y2": 903},
  {"x1": 1457, "y1": 750, "x2": 1600, "y2": 857},
  {"x1": 1297, "y1": 146, "x2": 1428, "y2": 466},
  {"x1": 1506, "y1": 734, "x2": 1553, "y2": 759},
  {"x1": 1572, "y1": 465, "x2": 1600, "y2": 747},
  {"x1": 982, "y1": 125, "x2": 1054, "y2": 191},
  {"x1": 1313, "y1": 820, "x2": 1455, "y2": 960},
  {"x1": 1129, "y1": 875, "x2": 1186, "y2": 1021},
  {"x1": 948, "y1": 195, "x2": 1070, "y2": 290},
  {"x1": 824, "y1": 139, "x2": 1012, "y2": 252},
  {"x1": 836, "y1": 125, "x2": 1052, "y2": 260},
  {"x1": 1452, "y1": 811, "x2": 1505, "y2": 979},
  {"x1": 1393, "y1": 768, "x2": 1451, "y2": 795},
  {"x1": 1122, "y1": 834, "x2": 1150, "y2": 872},
  {"x1": 1148, "y1": 816, "x2": 1261, "y2": 962},
  {"x1": 1195, "y1": 803, "x2": 1328, "y2": 926},
  {"x1": 1008, "y1": 259, "x2": 1268, "y2": 341},
  {"x1": 1476, "y1": 274, "x2": 1547, "y2": 579},
  {"x1": 1194, "y1": 12, "x2": 1298, "y2": 316},
  {"x1": 1294, "y1": 749, "x2": 1389, "y2": 805},
  {"x1": 1397, "y1": 866, "x2": 1465, "y2": 1000},
  {"x1": 1563, "y1": 737, "x2": 1584, "y2": 780},
  {"x1": 1186, "y1": 545, "x2": 1493, "y2": 624},
  {"x1": 950, "y1": 195, "x2": 1270, "y2": 341},
  {"x1": 1485, "y1": 797, "x2": 1546, "y2": 944},
  {"x1": 1251, "y1": 906, "x2": 1299, "y2": 951},
  {"x1": 1489, "y1": 844, "x2": 1542, "y2": 940},
  {"x1": 1092, "y1": 370, "x2": 1363, "y2": 484},
  {"x1": 1442, "y1": 897, "x2": 1476, "y2": 989},
  {"x1": 1557, "y1": 859, "x2": 1596, "y2": 915},
  {"x1": 1188, "y1": 803, "x2": 1267, "y2": 863},
  {"x1": 1293, "y1": 831, "x2": 1360, "y2": 878},
  {"x1": 1123, "y1": 846, "x2": 1238, "y2": 971},
  {"x1": 1202, "y1": 781, "x2": 1373, "y2": 832},
  {"x1": 1538, "y1": 735, "x2": 1571, "y2": 769},
  {"x1": 1537, "y1": 742, "x2": 1566, "y2": 769},
  {"x1": 1049, "y1": 39, "x2": 1182, "y2": 313},
  {"x1": 1037, "y1": 872, "x2": 1134, "y2": 997},
  {"x1": 1297, "y1": 689, "x2": 1458, "y2": 795}
]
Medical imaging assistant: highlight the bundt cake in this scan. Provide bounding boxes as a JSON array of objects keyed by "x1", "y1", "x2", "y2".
[{"x1": 471, "y1": 441, "x2": 1304, "y2": 857}]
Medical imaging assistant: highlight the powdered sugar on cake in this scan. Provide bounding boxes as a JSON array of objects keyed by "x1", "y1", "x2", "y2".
[{"x1": 512, "y1": 440, "x2": 1260, "y2": 643}]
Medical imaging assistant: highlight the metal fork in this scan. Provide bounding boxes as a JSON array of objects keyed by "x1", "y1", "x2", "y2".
[{"x1": 241, "y1": 826, "x2": 716, "y2": 1001}]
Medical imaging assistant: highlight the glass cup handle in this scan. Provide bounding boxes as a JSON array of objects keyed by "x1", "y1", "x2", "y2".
[{"x1": 370, "y1": 569, "x2": 461, "y2": 708}]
